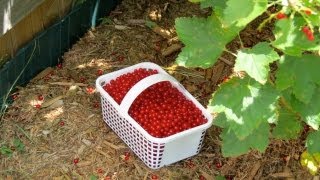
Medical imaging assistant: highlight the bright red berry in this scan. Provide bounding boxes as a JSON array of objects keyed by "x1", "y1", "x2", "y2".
[
  {"x1": 307, "y1": 33, "x2": 314, "y2": 41},
  {"x1": 86, "y1": 86, "x2": 94, "y2": 94},
  {"x1": 35, "y1": 104, "x2": 41, "y2": 109},
  {"x1": 276, "y1": 12, "x2": 287, "y2": 20},
  {"x1": 38, "y1": 95, "x2": 44, "y2": 101},
  {"x1": 151, "y1": 174, "x2": 158, "y2": 180},
  {"x1": 12, "y1": 94, "x2": 18, "y2": 100},
  {"x1": 73, "y1": 158, "x2": 79, "y2": 164},
  {"x1": 97, "y1": 69, "x2": 103, "y2": 76},
  {"x1": 57, "y1": 63, "x2": 63, "y2": 69},
  {"x1": 104, "y1": 176, "x2": 111, "y2": 180},
  {"x1": 215, "y1": 162, "x2": 223, "y2": 169},
  {"x1": 305, "y1": 10, "x2": 312, "y2": 15},
  {"x1": 124, "y1": 155, "x2": 130, "y2": 161},
  {"x1": 59, "y1": 121, "x2": 65, "y2": 126},
  {"x1": 93, "y1": 102, "x2": 99, "y2": 108},
  {"x1": 302, "y1": 26, "x2": 310, "y2": 33}
]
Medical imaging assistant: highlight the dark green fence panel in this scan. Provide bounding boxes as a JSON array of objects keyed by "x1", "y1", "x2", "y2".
[{"x1": 0, "y1": 0, "x2": 119, "y2": 108}]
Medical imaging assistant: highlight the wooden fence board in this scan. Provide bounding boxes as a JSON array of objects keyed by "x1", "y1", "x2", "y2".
[
  {"x1": 0, "y1": 0, "x2": 47, "y2": 36},
  {"x1": 0, "y1": 0, "x2": 73, "y2": 64}
]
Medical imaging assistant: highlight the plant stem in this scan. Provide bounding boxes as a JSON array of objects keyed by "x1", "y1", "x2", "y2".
[
  {"x1": 223, "y1": 49, "x2": 237, "y2": 57},
  {"x1": 238, "y1": 33, "x2": 244, "y2": 48}
]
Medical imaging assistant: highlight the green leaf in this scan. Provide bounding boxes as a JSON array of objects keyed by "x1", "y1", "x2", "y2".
[
  {"x1": 306, "y1": 131, "x2": 320, "y2": 154},
  {"x1": 221, "y1": 122, "x2": 269, "y2": 157},
  {"x1": 272, "y1": 107, "x2": 302, "y2": 140},
  {"x1": 208, "y1": 76, "x2": 279, "y2": 139},
  {"x1": 199, "y1": 0, "x2": 215, "y2": 9},
  {"x1": 13, "y1": 138, "x2": 25, "y2": 152},
  {"x1": 272, "y1": 18, "x2": 320, "y2": 56},
  {"x1": 222, "y1": 0, "x2": 268, "y2": 27},
  {"x1": 175, "y1": 15, "x2": 239, "y2": 68},
  {"x1": 0, "y1": 145, "x2": 13, "y2": 157},
  {"x1": 89, "y1": 175, "x2": 98, "y2": 180},
  {"x1": 286, "y1": 87, "x2": 320, "y2": 130},
  {"x1": 215, "y1": 175, "x2": 226, "y2": 180},
  {"x1": 234, "y1": 42, "x2": 279, "y2": 84},
  {"x1": 213, "y1": 113, "x2": 228, "y2": 128},
  {"x1": 276, "y1": 55, "x2": 320, "y2": 104}
]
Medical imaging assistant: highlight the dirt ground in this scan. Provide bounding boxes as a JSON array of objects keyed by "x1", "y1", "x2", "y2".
[{"x1": 0, "y1": 0, "x2": 316, "y2": 179}]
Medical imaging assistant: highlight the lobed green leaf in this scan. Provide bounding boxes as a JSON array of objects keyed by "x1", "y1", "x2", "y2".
[
  {"x1": 208, "y1": 76, "x2": 279, "y2": 139},
  {"x1": 222, "y1": 0, "x2": 268, "y2": 27},
  {"x1": 272, "y1": 107, "x2": 302, "y2": 140},
  {"x1": 287, "y1": 87, "x2": 320, "y2": 130},
  {"x1": 234, "y1": 42, "x2": 279, "y2": 84},
  {"x1": 276, "y1": 54, "x2": 320, "y2": 104},
  {"x1": 175, "y1": 16, "x2": 238, "y2": 68},
  {"x1": 306, "y1": 131, "x2": 320, "y2": 154}
]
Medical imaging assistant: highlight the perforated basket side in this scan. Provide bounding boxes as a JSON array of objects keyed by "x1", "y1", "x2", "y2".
[
  {"x1": 196, "y1": 131, "x2": 206, "y2": 154},
  {"x1": 101, "y1": 96, "x2": 166, "y2": 169}
]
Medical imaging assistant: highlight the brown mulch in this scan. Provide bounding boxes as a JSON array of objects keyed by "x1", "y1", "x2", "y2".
[{"x1": 0, "y1": 0, "x2": 315, "y2": 179}]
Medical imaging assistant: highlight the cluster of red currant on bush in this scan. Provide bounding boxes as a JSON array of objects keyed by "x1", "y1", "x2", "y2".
[
  {"x1": 103, "y1": 68, "x2": 207, "y2": 138},
  {"x1": 302, "y1": 26, "x2": 314, "y2": 41}
]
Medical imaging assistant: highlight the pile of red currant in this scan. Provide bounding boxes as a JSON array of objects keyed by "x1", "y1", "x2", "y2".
[{"x1": 103, "y1": 68, "x2": 207, "y2": 138}]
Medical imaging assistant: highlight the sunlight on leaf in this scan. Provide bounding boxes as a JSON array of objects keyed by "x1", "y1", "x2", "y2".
[{"x1": 208, "y1": 76, "x2": 279, "y2": 139}]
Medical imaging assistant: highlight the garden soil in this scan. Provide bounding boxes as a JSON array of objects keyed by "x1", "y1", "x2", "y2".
[{"x1": 0, "y1": 0, "x2": 315, "y2": 179}]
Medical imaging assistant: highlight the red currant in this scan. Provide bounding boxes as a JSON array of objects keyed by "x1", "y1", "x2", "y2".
[
  {"x1": 73, "y1": 158, "x2": 79, "y2": 165},
  {"x1": 199, "y1": 175, "x2": 206, "y2": 180},
  {"x1": 302, "y1": 26, "x2": 315, "y2": 41},
  {"x1": 276, "y1": 12, "x2": 287, "y2": 20},
  {"x1": 86, "y1": 86, "x2": 94, "y2": 94},
  {"x1": 151, "y1": 174, "x2": 158, "y2": 180},
  {"x1": 302, "y1": 26, "x2": 310, "y2": 33},
  {"x1": 104, "y1": 176, "x2": 111, "y2": 180},
  {"x1": 12, "y1": 94, "x2": 18, "y2": 100},
  {"x1": 215, "y1": 162, "x2": 223, "y2": 169},
  {"x1": 60, "y1": 121, "x2": 65, "y2": 126},
  {"x1": 38, "y1": 95, "x2": 44, "y2": 101},
  {"x1": 35, "y1": 104, "x2": 41, "y2": 109},
  {"x1": 97, "y1": 69, "x2": 103, "y2": 76},
  {"x1": 93, "y1": 102, "x2": 99, "y2": 108},
  {"x1": 57, "y1": 63, "x2": 63, "y2": 69},
  {"x1": 304, "y1": 10, "x2": 312, "y2": 15}
]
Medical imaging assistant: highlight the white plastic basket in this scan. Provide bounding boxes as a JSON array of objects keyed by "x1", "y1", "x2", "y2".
[{"x1": 96, "y1": 62, "x2": 213, "y2": 169}]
